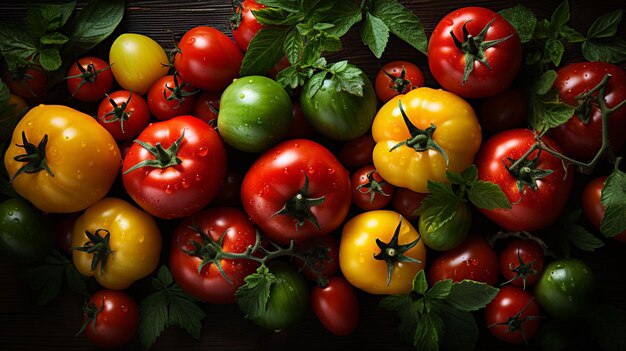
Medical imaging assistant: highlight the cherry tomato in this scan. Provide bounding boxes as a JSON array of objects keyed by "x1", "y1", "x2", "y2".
[
  {"x1": 499, "y1": 239, "x2": 545, "y2": 289},
  {"x1": 3, "y1": 66, "x2": 47, "y2": 99},
  {"x1": 350, "y1": 165, "x2": 394, "y2": 210},
  {"x1": 147, "y1": 74, "x2": 198, "y2": 121},
  {"x1": 80, "y1": 289, "x2": 139, "y2": 348},
  {"x1": 374, "y1": 61, "x2": 424, "y2": 102},
  {"x1": 311, "y1": 276, "x2": 359, "y2": 336},
  {"x1": 66, "y1": 57, "x2": 113, "y2": 102},
  {"x1": 338, "y1": 133, "x2": 375, "y2": 170},
  {"x1": 583, "y1": 176, "x2": 626, "y2": 243},
  {"x1": 97, "y1": 90, "x2": 150, "y2": 141},
  {"x1": 485, "y1": 285, "x2": 542, "y2": 344},
  {"x1": 294, "y1": 235, "x2": 339, "y2": 282},
  {"x1": 391, "y1": 187, "x2": 426, "y2": 222},
  {"x1": 479, "y1": 88, "x2": 528, "y2": 135},
  {"x1": 192, "y1": 91, "x2": 220, "y2": 125},
  {"x1": 231, "y1": 0, "x2": 265, "y2": 51}
]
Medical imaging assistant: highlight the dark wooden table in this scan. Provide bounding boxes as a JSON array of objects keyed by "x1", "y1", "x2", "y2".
[{"x1": 1, "y1": 1, "x2": 625, "y2": 350}]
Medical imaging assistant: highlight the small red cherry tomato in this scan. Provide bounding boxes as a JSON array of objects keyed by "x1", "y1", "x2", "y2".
[
  {"x1": 311, "y1": 276, "x2": 359, "y2": 336},
  {"x1": 351, "y1": 165, "x2": 394, "y2": 210},
  {"x1": 66, "y1": 57, "x2": 113, "y2": 102},
  {"x1": 375, "y1": 61, "x2": 424, "y2": 102}
]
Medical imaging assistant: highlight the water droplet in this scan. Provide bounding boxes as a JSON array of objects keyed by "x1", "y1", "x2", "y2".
[
  {"x1": 181, "y1": 178, "x2": 189, "y2": 188},
  {"x1": 138, "y1": 235, "x2": 145, "y2": 243},
  {"x1": 327, "y1": 168, "x2": 335, "y2": 174},
  {"x1": 307, "y1": 166, "x2": 315, "y2": 174},
  {"x1": 80, "y1": 140, "x2": 86, "y2": 148},
  {"x1": 165, "y1": 185, "x2": 173, "y2": 194},
  {"x1": 7, "y1": 211, "x2": 13, "y2": 216},
  {"x1": 256, "y1": 118, "x2": 262, "y2": 124},
  {"x1": 239, "y1": 93, "x2": 245, "y2": 99},
  {"x1": 568, "y1": 295, "x2": 574, "y2": 302},
  {"x1": 121, "y1": 305, "x2": 128, "y2": 312},
  {"x1": 195, "y1": 174, "x2": 202, "y2": 181},
  {"x1": 88, "y1": 160, "x2": 94, "y2": 167},
  {"x1": 283, "y1": 167, "x2": 289, "y2": 174},
  {"x1": 196, "y1": 146, "x2": 208, "y2": 157},
  {"x1": 108, "y1": 143, "x2": 115, "y2": 150}
]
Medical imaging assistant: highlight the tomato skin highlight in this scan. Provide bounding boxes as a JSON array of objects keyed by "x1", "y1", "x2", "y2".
[
  {"x1": 311, "y1": 276, "x2": 359, "y2": 336},
  {"x1": 231, "y1": 0, "x2": 265, "y2": 51},
  {"x1": 81, "y1": 289, "x2": 139, "y2": 348},
  {"x1": 484, "y1": 285, "x2": 542, "y2": 344},
  {"x1": 583, "y1": 176, "x2": 626, "y2": 243},
  {"x1": 499, "y1": 239, "x2": 545, "y2": 288}
]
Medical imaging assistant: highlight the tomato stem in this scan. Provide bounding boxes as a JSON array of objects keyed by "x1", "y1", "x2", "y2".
[
  {"x1": 71, "y1": 229, "x2": 114, "y2": 276},
  {"x1": 123, "y1": 130, "x2": 185, "y2": 174},
  {"x1": 373, "y1": 216, "x2": 422, "y2": 286},
  {"x1": 101, "y1": 91, "x2": 133, "y2": 134},
  {"x1": 272, "y1": 171, "x2": 326, "y2": 231},
  {"x1": 10, "y1": 131, "x2": 55, "y2": 182},
  {"x1": 356, "y1": 170, "x2": 390, "y2": 204}
]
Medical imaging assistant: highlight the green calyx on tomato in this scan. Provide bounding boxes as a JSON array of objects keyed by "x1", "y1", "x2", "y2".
[
  {"x1": 449, "y1": 18, "x2": 513, "y2": 84},
  {"x1": 506, "y1": 149, "x2": 554, "y2": 196},
  {"x1": 501, "y1": 247, "x2": 539, "y2": 290},
  {"x1": 162, "y1": 73, "x2": 198, "y2": 108},
  {"x1": 486, "y1": 296, "x2": 542, "y2": 341},
  {"x1": 66, "y1": 59, "x2": 113, "y2": 99},
  {"x1": 10, "y1": 131, "x2": 54, "y2": 181},
  {"x1": 180, "y1": 225, "x2": 239, "y2": 284},
  {"x1": 76, "y1": 297, "x2": 104, "y2": 337},
  {"x1": 71, "y1": 229, "x2": 113, "y2": 276},
  {"x1": 100, "y1": 92, "x2": 133, "y2": 133},
  {"x1": 389, "y1": 100, "x2": 449, "y2": 165},
  {"x1": 355, "y1": 170, "x2": 391, "y2": 204},
  {"x1": 373, "y1": 216, "x2": 422, "y2": 286},
  {"x1": 382, "y1": 67, "x2": 412, "y2": 95},
  {"x1": 123, "y1": 131, "x2": 184, "y2": 173},
  {"x1": 273, "y1": 171, "x2": 325, "y2": 231}
]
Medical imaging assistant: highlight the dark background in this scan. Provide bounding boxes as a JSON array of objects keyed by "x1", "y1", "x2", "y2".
[{"x1": 1, "y1": 1, "x2": 625, "y2": 350}]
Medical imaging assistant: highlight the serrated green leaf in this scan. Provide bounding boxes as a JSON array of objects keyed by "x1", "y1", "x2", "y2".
[
  {"x1": 545, "y1": 38, "x2": 565, "y2": 66},
  {"x1": 360, "y1": 13, "x2": 389, "y2": 59},
  {"x1": 426, "y1": 279, "x2": 452, "y2": 300},
  {"x1": 251, "y1": 7, "x2": 297, "y2": 26},
  {"x1": 413, "y1": 311, "x2": 443, "y2": 351},
  {"x1": 582, "y1": 37, "x2": 626, "y2": 63},
  {"x1": 461, "y1": 165, "x2": 478, "y2": 185},
  {"x1": 19, "y1": 253, "x2": 65, "y2": 306},
  {"x1": 446, "y1": 169, "x2": 467, "y2": 186},
  {"x1": 370, "y1": 0, "x2": 427, "y2": 56},
  {"x1": 586, "y1": 304, "x2": 626, "y2": 351},
  {"x1": 39, "y1": 1, "x2": 76, "y2": 31},
  {"x1": 587, "y1": 9, "x2": 623, "y2": 38},
  {"x1": 257, "y1": 0, "x2": 301, "y2": 12},
  {"x1": 284, "y1": 29, "x2": 304, "y2": 65},
  {"x1": 468, "y1": 181, "x2": 512, "y2": 210},
  {"x1": 439, "y1": 304, "x2": 479, "y2": 351},
  {"x1": 305, "y1": 70, "x2": 328, "y2": 99},
  {"x1": 380, "y1": 294, "x2": 413, "y2": 312},
  {"x1": 139, "y1": 291, "x2": 168, "y2": 350},
  {"x1": 565, "y1": 225, "x2": 604, "y2": 251},
  {"x1": 240, "y1": 28, "x2": 289, "y2": 76},
  {"x1": 412, "y1": 270, "x2": 428, "y2": 295},
  {"x1": 560, "y1": 25, "x2": 585, "y2": 43},
  {"x1": 300, "y1": 39, "x2": 322, "y2": 66},
  {"x1": 322, "y1": 0, "x2": 361, "y2": 37},
  {"x1": 499, "y1": 5, "x2": 537, "y2": 43},
  {"x1": 40, "y1": 32, "x2": 69, "y2": 45},
  {"x1": 445, "y1": 280, "x2": 499, "y2": 312},
  {"x1": 551, "y1": 0, "x2": 570, "y2": 29},
  {"x1": 168, "y1": 294, "x2": 206, "y2": 340},
  {"x1": 334, "y1": 64, "x2": 365, "y2": 97},
  {"x1": 328, "y1": 60, "x2": 348, "y2": 73},
  {"x1": 419, "y1": 200, "x2": 459, "y2": 234},
  {"x1": 600, "y1": 168, "x2": 626, "y2": 237},
  {"x1": 427, "y1": 180, "x2": 457, "y2": 200},
  {"x1": 236, "y1": 264, "x2": 277, "y2": 320},
  {"x1": 319, "y1": 34, "x2": 342, "y2": 52},
  {"x1": 533, "y1": 70, "x2": 558, "y2": 95},
  {"x1": 529, "y1": 90, "x2": 576, "y2": 133}
]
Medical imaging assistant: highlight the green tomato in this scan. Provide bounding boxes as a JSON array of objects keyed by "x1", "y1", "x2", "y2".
[
  {"x1": 300, "y1": 65, "x2": 377, "y2": 141},
  {"x1": 251, "y1": 261, "x2": 309, "y2": 331},
  {"x1": 218, "y1": 76, "x2": 292, "y2": 153},
  {"x1": 534, "y1": 258, "x2": 595, "y2": 319},
  {"x1": 0, "y1": 198, "x2": 53, "y2": 264},
  {"x1": 419, "y1": 202, "x2": 471, "y2": 251}
]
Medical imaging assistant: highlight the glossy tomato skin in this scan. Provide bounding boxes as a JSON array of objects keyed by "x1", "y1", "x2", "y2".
[
  {"x1": 485, "y1": 286, "x2": 542, "y2": 344},
  {"x1": 294, "y1": 235, "x2": 339, "y2": 282},
  {"x1": 476, "y1": 129, "x2": 573, "y2": 232},
  {"x1": 241, "y1": 139, "x2": 351, "y2": 245},
  {"x1": 428, "y1": 235, "x2": 499, "y2": 286},
  {"x1": 375, "y1": 61, "x2": 424, "y2": 102},
  {"x1": 338, "y1": 133, "x2": 375, "y2": 170},
  {"x1": 3, "y1": 67, "x2": 47, "y2": 99},
  {"x1": 428, "y1": 7, "x2": 522, "y2": 98},
  {"x1": 391, "y1": 187, "x2": 426, "y2": 222},
  {"x1": 192, "y1": 91, "x2": 220, "y2": 125},
  {"x1": 174, "y1": 26, "x2": 243, "y2": 92},
  {"x1": 549, "y1": 62, "x2": 626, "y2": 161},
  {"x1": 82, "y1": 290, "x2": 139, "y2": 348},
  {"x1": 66, "y1": 57, "x2": 113, "y2": 102},
  {"x1": 169, "y1": 207, "x2": 259, "y2": 304},
  {"x1": 351, "y1": 165, "x2": 394, "y2": 211},
  {"x1": 500, "y1": 239, "x2": 545, "y2": 288},
  {"x1": 479, "y1": 88, "x2": 528, "y2": 135},
  {"x1": 311, "y1": 276, "x2": 359, "y2": 336},
  {"x1": 0, "y1": 198, "x2": 53, "y2": 264},
  {"x1": 109, "y1": 33, "x2": 169, "y2": 95},
  {"x1": 419, "y1": 201, "x2": 471, "y2": 251},
  {"x1": 583, "y1": 176, "x2": 626, "y2": 243},
  {"x1": 97, "y1": 90, "x2": 150, "y2": 141},
  {"x1": 122, "y1": 115, "x2": 227, "y2": 219},
  {"x1": 231, "y1": 0, "x2": 265, "y2": 51},
  {"x1": 147, "y1": 75, "x2": 197, "y2": 121}
]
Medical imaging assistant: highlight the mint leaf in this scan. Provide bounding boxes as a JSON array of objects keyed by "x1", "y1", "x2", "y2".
[
  {"x1": 560, "y1": 25, "x2": 585, "y2": 43},
  {"x1": 284, "y1": 29, "x2": 304, "y2": 65},
  {"x1": 240, "y1": 28, "x2": 289, "y2": 76},
  {"x1": 587, "y1": 9, "x2": 623, "y2": 38},
  {"x1": 551, "y1": 0, "x2": 570, "y2": 29},
  {"x1": 333, "y1": 63, "x2": 365, "y2": 97},
  {"x1": 564, "y1": 224, "x2": 604, "y2": 251},
  {"x1": 370, "y1": 0, "x2": 428, "y2": 56},
  {"x1": 586, "y1": 304, "x2": 626, "y2": 351},
  {"x1": 499, "y1": 5, "x2": 537, "y2": 43},
  {"x1": 426, "y1": 279, "x2": 452, "y2": 300},
  {"x1": 412, "y1": 270, "x2": 428, "y2": 295},
  {"x1": 323, "y1": 0, "x2": 361, "y2": 37},
  {"x1": 236, "y1": 264, "x2": 277, "y2": 320},
  {"x1": 38, "y1": 1, "x2": 76, "y2": 31},
  {"x1": 533, "y1": 70, "x2": 558, "y2": 95},
  {"x1": 439, "y1": 304, "x2": 479, "y2": 351},
  {"x1": 38, "y1": 48, "x2": 62, "y2": 71},
  {"x1": 468, "y1": 181, "x2": 512, "y2": 210},
  {"x1": 545, "y1": 38, "x2": 565, "y2": 66},
  {"x1": 600, "y1": 167, "x2": 626, "y2": 237},
  {"x1": 361, "y1": 13, "x2": 389, "y2": 59},
  {"x1": 445, "y1": 280, "x2": 499, "y2": 312},
  {"x1": 582, "y1": 37, "x2": 626, "y2": 63},
  {"x1": 413, "y1": 311, "x2": 443, "y2": 351}
]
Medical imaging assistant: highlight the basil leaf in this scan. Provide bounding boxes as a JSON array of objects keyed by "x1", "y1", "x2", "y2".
[
  {"x1": 468, "y1": 181, "x2": 512, "y2": 210},
  {"x1": 600, "y1": 167, "x2": 626, "y2": 237},
  {"x1": 560, "y1": 25, "x2": 586, "y2": 43},
  {"x1": 240, "y1": 28, "x2": 289, "y2": 76},
  {"x1": 439, "y1": 304, "x2": 479, "y2": 351},
  {"x1": 38, "y1": 48, "x2": 62, "y2": 71},
  {"x1": 360, "y1": 13, "x2": 389, "y2": 59},
  {"x1": 551, "y1": 0, "x2": 570, "y2": 29},
  {"x1": 529, "y1": 89, "x2": 576, "y2": 133},
  {"x1": 545, "y1": 38, "x2": 565, "y2": 66},
  {"x1": 426, "y1": 279, "x2": 452, "y2": 300},
  {"x1": 564, "y1": 225, "x2": 605, "y2": 251},
  {"x1": 582, "y1": 37, "x2": 626, "y2": 63},
  {"x1": 412, "y1": 270, "x2": 428, "y2": 295},
  {"x1": 533, "y1": 70, "x2": 558, "y2": 95},
  {"x1": 370, "y1": 0, "x2": 427, "y2": 56},
  {"x1": 413, "y1": 311, "x2": 444, "y2": 351},
  {"x1": 445, "y1": 280, "x2": 499, "y2": 312},
  {"x1": 587, "y1": 9, "x2": 623, "y2": 38},
  {"x1": 499, "y1": 4, "x2": 537, "y2": 43}
]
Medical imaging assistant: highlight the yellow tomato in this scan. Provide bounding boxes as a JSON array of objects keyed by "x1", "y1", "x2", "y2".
[
  {"x1": 339, "y1": 210, "x2": 426, "y2": 295},
  {"x1": 4, "y1": 105, "x2": 120, "y2": 213},
  {"x1": 109, "y1": 33, "x2": 169, "y2": 94},
  {"x1": 72, "y1": 197, "x2": 162, "y2": 290},
  {"x1": 372, "y1": 87, "x2": 481, "y2": 193}
]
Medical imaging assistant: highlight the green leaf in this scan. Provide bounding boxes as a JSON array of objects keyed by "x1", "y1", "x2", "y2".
[
  {"x1": 419, "y1": 199, "x2": 460, "y2": 234},
  {"x1": 498, "y1": 5, "x2": 537, "y2": 43},
  {"x1": 19, "y1": 250, "x2": 83, "y2": 306},
  {"x1": 40, "y1": 32, "x2": 70, "y2": 45},
  {"x1": 319, "y1": 33, "x2": 342, "y2": 52},
  {"x1": 305, "y1": 70, "x2": 328, "y2": 99},
  {"x1": 39, "y1": 1, "x2": 76, "y2": 31},
  {"x1": 240, "y1": 28, "x2": 289, "y2": 76},
  {"x1": 529, "y1": 89, "x2": 576, "y2": 133},
  {"x1": 582, "y1": 37, "x2": 626, "y2": 63},
  {"x1": 0, "y1": 25, "x2": 38, "y2": 65},
  {"x1": 534, "y1": 19, "x2": 552, "y2": 39},
  {"x1": 139, "y1": 291, "x2": 168, "y2": 350},
  {"x1": 446, "y1": 169, "x2": 468, "y2": 186},
  {"x1": 333, "y1": 63, "x2": 365, "y2": 97},
  {"x1": 445, "y1": 280, "x2": 499, "y2": 312},
  {"x1": 251, "y1": 8, "x2": 297, "y2": 26},
  {"x1": 236, "y1": 264, "x2": 277, "y2": 320},
  {"x1": 38, "y1": 48, "x2": 62, "y2": 71},
  {"x1": 284, "y1": 29, "x2": 304, "y2": 65},
  {"x1": 300, "y1": 38, "x2": 322, "y2": 65},
  {"x1": 468, "y1": 181, "x2": 512, "y2": 210},
  {"x1": 322, "y1": 0, "x2": 361, "y2": 37},
  {"x1": 381, "y1": 294, "x2": 420, "y2": 343},
  {"x1": 413, "y1": 311, "x2": 444, "y2": 351},
  {"x1": 439, "y1": 304, "x2": 479, "y2": 351},
  {"x1": 587, "y1": 9, "x2": 623, "y2": 38},
  {"x1": 370, "y1": 0, "x2": 428, "y2": 56},
  {"x1": 412, "y1": 270, "x2": 428, "y2": 295},
  {"x1": 156, "y1": 265, "x2": 174, "y2": 286},
  {"x1": 533, "y1": 70, "x2": 558, "y2": 95},
  {"x1": 380, "y1": 294, "x2": 413, "y2": 312},
  {"x1": 360, "y1": 13, "x2": 389, "y2": 59},
  {"x1": 64, "y1": 261, "x2": 87, "y2": 296},
  {"x1": 168, "y1": 289, "x2": 206, "y2": 340},
  {"x1": 586, "y1": 304, "x2": 626, "y2": 351},
  {"x1": 61, "y1": 0, "x2": 125, "y2": 57},
  {"x1": 564, "y1": 225, "x2": 604, "y2": 251},
  {"x1": 551, "y1": 0, "x2": 570, "y2": 29},
  {"x1": 560, "y1": 25, "x2": 585, "y2": 43},
  {"x1": 545, "y1": 38, "x2": 565, "y2": 66},
  {"x1": 600, "y1": 167, "x2": 626, "y2": 237},
  {"x1": 460, "y1": 165, "x2": 478, "y2": 185},
  {"x1": 426, "y1": 279, "x2": 452, "y2": 300},
  {"x1": 257, "y1": 0, "x2": 301, "y2": 13}
]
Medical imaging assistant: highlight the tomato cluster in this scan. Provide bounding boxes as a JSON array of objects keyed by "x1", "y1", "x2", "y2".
[{"x1": 0, "y1": 1, "x2": 624, "y2": 350}]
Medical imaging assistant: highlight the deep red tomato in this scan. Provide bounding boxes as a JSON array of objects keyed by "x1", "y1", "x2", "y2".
[
  {"x1": 338, "y1": 133, "x2": 375, "y2": 169},
  {"x1": 97, "y1": 90, "x2": 150, "y2": 141},
  {"x1": 351, "y1": 165, "x2": 394, "y2": 210},
  {"x1": 122, "y1": 115, "x2": 227, "y2": 219},
  {"x1": 169, "y1": 207, "x2": 259, "y2": 304},
  {"x1": 428, "y1": 7, "x2": 522, "y2": 98},
  {"x1": 192, "y1": 91, "x2": 220, "y2": 125},
  {"x1": 428, "y1": 235, "x2": 499, "y2": 286},
  {"x1": 80, "y1": 289, "x2": 139, "y2": 348},
  {"x1": 583, "y1": 176, "x2": 626, "y2": 243},
  {"x1": 374, "y1": 61, "x2": 424, "y2": 102},
  {"x1": 311, "y1": 276, "x2": 359, "y2": 336},
  {"x1": 500, "y1": 239, "x2": 545, "y2": 289},
  {"x1": 391, "y1": 187, "x2": 426, "y2": 222},
  {"x1": 476, "y1": 129, "x2": 573, "y2": 232},
  {"x1": 285, "y1": 101, "x2": 315, "y2": 139},
  {"x1": 549, "y1": 62, "x2": 626, "y2": 162},
  {"x1": 485, "y1": 285, "x2": 542, "y2": 344},
  {"x1": 479, "y1": 88, "x2": 528, "y2": 135},
  {"x1": 174, "y1": 26, "x2": 243, "y2": 92},
  {"x1": 231, "y1": 0, "x2": 265, "y2": 52},
  {"x1": 3, "y1": 66, "x2": 47, "y2": 99},
  {"x1": 147, "y1": 74, "x2": 198, "y2": 121},
  {"x1": 66, "y1": 57, "x2": 113, "y2": 102},
  {"x1": 294, "y1": 235, "x2": 339, "y2": 282},
  {"x1": 55, "y1": 212, "x2": 79, "y2": 255},
  {"x1": 241, "y1": 139, "x2": 351, "y2": 245},
  {"x1": 267, "y1": 55, "x2": 291, "y2": 80}
]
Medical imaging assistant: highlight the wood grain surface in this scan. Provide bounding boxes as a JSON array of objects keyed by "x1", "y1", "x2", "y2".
[{"x1": 1, "y1": 1, "x2": 625, "y2": 350}]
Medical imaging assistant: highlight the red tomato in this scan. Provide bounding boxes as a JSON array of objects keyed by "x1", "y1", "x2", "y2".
[
  {"x1": 476, "y1": 129, "x2": 573, "y2": 232},
  {"x1": 350, "y1": 165, "x2": 394, "y2": 210},
  {"x1": 479, "y1": 88, "x2": 528, "y2": 135},
  {"x1": 428, "y1": 235, "x2": 499, "y2": 286},
  {"x1": 500, "y1": 239, "x2": 545, "y2": 289},
  {"x1": 80, "y1": 290, "x2": 139, "y2": 348},
  {"x1": 485, "y1": 285, "x2": 542, "y2": 344},
  {"x1": 192, "y1": 91, "x2": 220, "y2": 125},
  {"x1": 374, "y1": 61, "x2": 424, "y2": 102},
  {"x1": 66, "y1": 57, "x2": 113, "y2": 102},
  {"x1": 583, "y1": 176, "x2": 626, "y2": 243},
  {"x1": 294, "y1": 235, "x2": 339, "y2": 282},
  {"x1": 241, "y1": 139, "x2": 351, "y2": 245},
  {"x1": 3, "y1": 66, "x2": 47, "y2": 99},
  {"x1": 428, "y1": 7, "x2": 522, "y2": 98},
  {"x1": 338, "y1": 133, "x2": 375, "y2": 169},
  {"x1": 549, "y1": 62, "x2": 626, "y2": 162},
  {"x1": 174, "y1": 26, "x2": 243, "y2": 92},
  {"x1": 391, "y1": 187, "x2": 426, "y2": 222},
  {"x1": 169, "y1": 207, "x2": 259, "y2": 304},
  {"x1": 231, "y1": 0, "x2": 265, "y2": 52},
  {"x1": 268, "y1": 55, "x2": 291, "y2": 80},
  {"x1": 147, "y1": 74, "x2": 198, "y2": 121},
  {"x1": 122, "y1": 115, "x2": 227, "y2": 219},
  {"x1": 285, "y1": 101, "x2": 315, "y2": 139},
  {"x1": 311, "y1": 276, "x2": 359, "y2": 336},
  {"x1": 97, "y1": 90, "x2": 150, "y2": 141}
]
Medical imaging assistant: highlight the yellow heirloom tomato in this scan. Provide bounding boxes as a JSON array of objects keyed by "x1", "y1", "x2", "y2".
[
  {"x1": 372, "y1": 87, "x2": 481, "y2": 193},
  {"x1": 4, "y1": 105, "x2": 120, "y2": 213},
  {"x1": 72, "y1": 198, "x2": 162, "y2": 290},
  {"x1": 339, "y1": 210, "x2": 426, "y2": 295}
]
